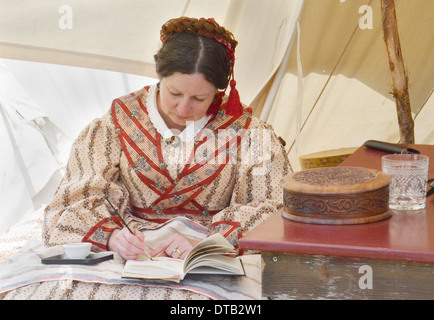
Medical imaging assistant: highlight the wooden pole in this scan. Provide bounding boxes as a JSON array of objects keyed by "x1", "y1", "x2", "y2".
[{"x1": 381, "y1": 0, "x2": 414, "y2": 143}]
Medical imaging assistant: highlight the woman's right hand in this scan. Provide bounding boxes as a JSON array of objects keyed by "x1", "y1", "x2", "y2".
[{"x1": 107, "y1": 227, "x2": 150, "y2": 260}]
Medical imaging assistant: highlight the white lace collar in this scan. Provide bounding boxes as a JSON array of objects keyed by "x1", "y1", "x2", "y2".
[{"x1": 146, "y1": 84, "x2": 211, "y2": 142}]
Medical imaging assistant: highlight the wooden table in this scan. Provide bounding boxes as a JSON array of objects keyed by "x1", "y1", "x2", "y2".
[{"x1": 240, "y1": 144, "x2": 434, "y2": 299}]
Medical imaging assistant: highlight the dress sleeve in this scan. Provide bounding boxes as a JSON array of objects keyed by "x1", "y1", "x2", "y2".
[
  {"x1": 209, "y1": 120, "x2": 292, "y2": 250},
  {"x1": 43, "y1": 112, "x2": 128, "y2": 251}
]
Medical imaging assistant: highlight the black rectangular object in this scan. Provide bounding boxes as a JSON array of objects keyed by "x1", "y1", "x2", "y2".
[
  {"x1": 41, "y1": 252, "x2": 114, "y2": 265},
  {"x1": 364, "y1": 140, "x2": 420, "y2": 154}
]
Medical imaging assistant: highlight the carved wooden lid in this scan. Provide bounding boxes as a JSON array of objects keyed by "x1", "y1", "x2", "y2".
[{"x1": 280, "y1": 167, "x2": 390, "y2": 195}]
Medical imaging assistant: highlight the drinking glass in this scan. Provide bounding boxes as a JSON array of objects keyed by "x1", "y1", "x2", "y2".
[{"x1": 382, "y1": 154, "x2": 429, "y2": 210}]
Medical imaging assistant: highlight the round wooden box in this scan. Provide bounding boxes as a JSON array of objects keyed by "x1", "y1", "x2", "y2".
[{"x1": 280, "y1": 167, "x2": 392, "y2": 225}]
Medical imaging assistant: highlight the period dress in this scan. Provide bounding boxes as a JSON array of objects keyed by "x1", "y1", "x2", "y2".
[{"x1": 2, "y1": 84, "x2": 291, "y2": 300}]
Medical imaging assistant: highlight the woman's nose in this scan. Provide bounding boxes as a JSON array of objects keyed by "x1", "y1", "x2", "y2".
[{"x1": 176, "y1": 100, "x2": 191, "y2": 116}]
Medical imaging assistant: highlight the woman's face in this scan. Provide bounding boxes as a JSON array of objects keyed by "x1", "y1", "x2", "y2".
[{"x1": 157, "y1": 72, "x2": 217, "y2": 131}]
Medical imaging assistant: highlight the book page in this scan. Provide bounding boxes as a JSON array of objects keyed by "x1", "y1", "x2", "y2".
[
  {"x1": 186, "y1": 255, "x2": 245, "y2": 275},
  {"x1": 183, "y1": 233, "x2": 240, "y2": 274},
  {"x1": 184, "y1": 233, "x2": 235, "y2": 263},
  {"x1": 122, "y1": 257, "x2": 184, "y2": 282}
]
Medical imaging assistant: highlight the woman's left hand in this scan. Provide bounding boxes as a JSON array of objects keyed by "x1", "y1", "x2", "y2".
[{"x1": 150, "y1": 234, "x2": 199, "y2": 260}]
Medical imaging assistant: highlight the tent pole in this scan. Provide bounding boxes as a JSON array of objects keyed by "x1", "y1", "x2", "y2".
[{"x1": 381, "y1": 0, "x2": 414, "y2": 143}]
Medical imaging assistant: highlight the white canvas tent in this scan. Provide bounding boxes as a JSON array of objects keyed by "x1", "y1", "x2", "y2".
[
  {"x1": 266, "y1": 0, "x2": 434, "y2": 168},
  {"x1": 0, "y1": 0, "x2": 432, "y2": 234}
]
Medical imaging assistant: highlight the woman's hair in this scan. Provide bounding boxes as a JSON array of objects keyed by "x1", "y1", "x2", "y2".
[{"x1": 154, "y1": 32, "x2": 232, "y2": 90}]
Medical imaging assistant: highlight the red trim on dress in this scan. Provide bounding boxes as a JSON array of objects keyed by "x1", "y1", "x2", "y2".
[
  {"x1": 116, "y1": 98, "x2": 157, "y2": 144},
  {"x1": 119, "y1": 129, "x2": 173, "y2": 181},
  {"x1": 116, "y1": 134, "x2": 164, "y2": 195}
]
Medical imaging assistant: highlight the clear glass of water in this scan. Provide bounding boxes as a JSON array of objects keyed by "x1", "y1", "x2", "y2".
[{"x1": 382, "y1": 154, "x2": 429, "y2": 210}]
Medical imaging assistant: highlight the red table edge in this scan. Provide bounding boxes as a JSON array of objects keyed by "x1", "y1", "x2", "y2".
[{"x1": 240, "y1": 143, "x2": 434, "y2": 264}]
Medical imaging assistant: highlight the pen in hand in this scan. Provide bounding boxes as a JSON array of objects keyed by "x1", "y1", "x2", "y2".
[{"x1": 104, "y1": 197, "x2": 153, "y2": 260}]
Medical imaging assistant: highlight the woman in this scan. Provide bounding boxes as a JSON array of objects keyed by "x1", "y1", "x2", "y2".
[{"x1": 5, "y1": 17, "x2": 291, "y2": 299}]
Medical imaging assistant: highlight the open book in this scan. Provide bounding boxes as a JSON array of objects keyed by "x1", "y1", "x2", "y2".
[{"x1": 121, "y1": 233, "x2": 245, "y2": 283}]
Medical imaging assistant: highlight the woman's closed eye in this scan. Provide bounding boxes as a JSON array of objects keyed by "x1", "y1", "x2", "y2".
[
  {"x1": 169, "y1": 91, "x2": 182, "y2": 97},
  {"x1": 170, "y1": 91, "x2": 206, "y2": 102}
]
